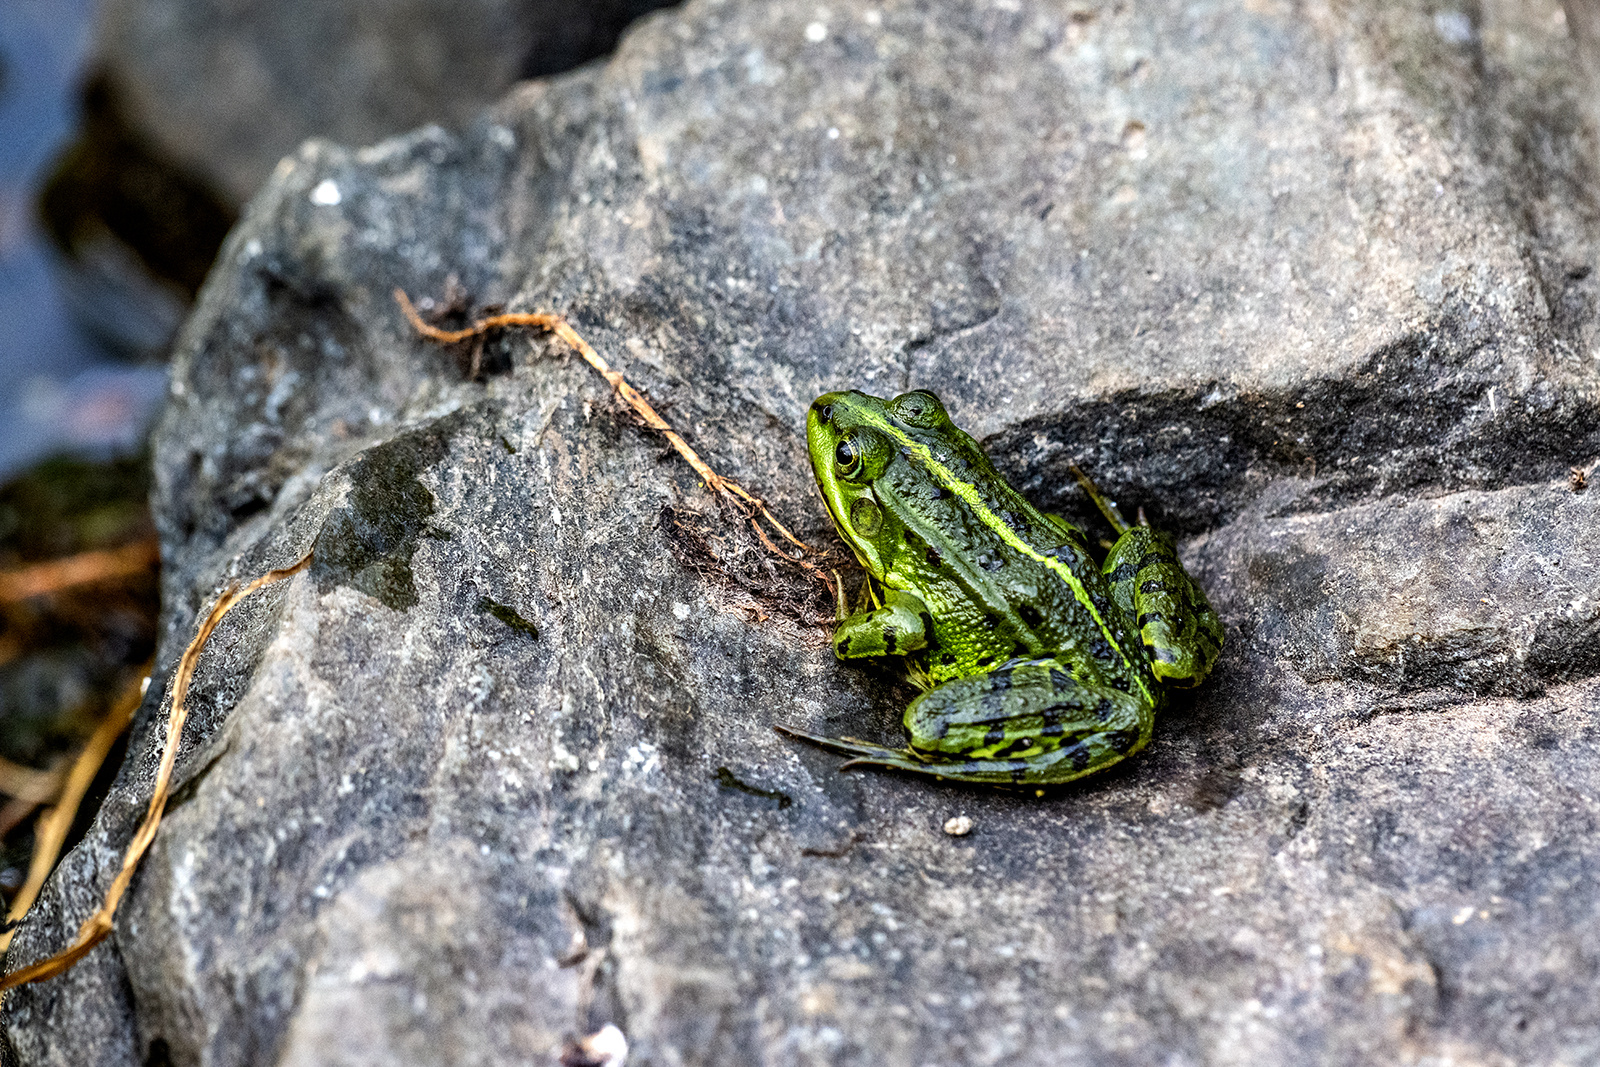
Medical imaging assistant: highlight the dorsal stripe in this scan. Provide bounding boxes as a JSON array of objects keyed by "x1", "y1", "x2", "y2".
[{"x1": 874, "y1": 418, "x2": 1155, "y2": 707}]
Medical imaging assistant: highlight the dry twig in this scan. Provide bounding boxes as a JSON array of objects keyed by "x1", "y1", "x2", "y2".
[
  {"x1": 395, "y1": 289, "x2": 819, "y2": 566},
  {"x1": 0, "y1": 669, "x2": 144, "y2": 957},
  {"x1": 0, "y1": 756, "x2": 67, "y2": 807},
  {"x1": 0, "y1": 538, "x2": 159, "y2": 604},
  {"x1": 0, "y1": 553, "x2": 310, "y2": 991}
]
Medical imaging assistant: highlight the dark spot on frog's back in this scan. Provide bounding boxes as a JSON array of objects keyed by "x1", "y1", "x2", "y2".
[
  {"x1": 1018, "y1": 604, "x2": 1043, "y2": 628},
  {"x1": 312, "y1": 418, "x2": 457, "y2": 610},
  {"x1": 1107, "y1": 728, "x2": 1141, "y2": 754}
]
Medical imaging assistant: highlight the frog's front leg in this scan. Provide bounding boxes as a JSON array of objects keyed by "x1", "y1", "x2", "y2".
[
  {"x1": 1103, "y1": 526, "x2": 1224, "y2": 688},
  {"x1": 779, "y1": 658, "x2": 1153, "y2": 787},
  {"x1": 832, "y1": 586, "x2": 930, "y2": 659}
]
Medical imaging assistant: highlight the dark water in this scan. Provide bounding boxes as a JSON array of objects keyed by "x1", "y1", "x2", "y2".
[{"x1": 0, "y1": 0, "x2": 167, "y2": 483}]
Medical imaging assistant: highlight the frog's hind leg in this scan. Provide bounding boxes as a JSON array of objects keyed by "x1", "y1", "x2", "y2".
[
  {"x1": 779, "y1": 659, "x2": 1156, "y2": 787},
  {"x1": 1103, "y1": 526, "x2": 1224, "y2": 688},
  {"x1": 900, "y1": 659, "x2": 1152, "y2": 785},
  {"x1": 774, "y1": 722, "x2": 1130, "y2": 787}
]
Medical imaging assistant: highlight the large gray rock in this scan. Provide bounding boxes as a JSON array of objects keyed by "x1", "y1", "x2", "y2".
[{"x1": 7, "y1": 0, "x2": 1600, "y2": 1064}]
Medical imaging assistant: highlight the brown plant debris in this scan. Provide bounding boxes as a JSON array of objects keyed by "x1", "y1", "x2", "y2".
[
  {"x1": 395, "y1": 289, "x2": 826, "y2": 577},
  {"x1": 0, "y1": 552, "x2": 311, "y2": 992},
  {"x1": 0, "y1": 537, "x2": 159, "y2": 603},
  {"x1": 0, "y1": 666, "x2": 145, "y2": 957},
  {"x1": 0, "y1": 756, "x2": 67, "y2": 807}
]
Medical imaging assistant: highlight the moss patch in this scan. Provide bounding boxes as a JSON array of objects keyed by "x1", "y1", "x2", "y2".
[
  {"x1": 311, "y1": 424, "x2": 454, "y2": 611},
  {"x1": 476, "y1": 596, "x2": 538, "y2": 638}
]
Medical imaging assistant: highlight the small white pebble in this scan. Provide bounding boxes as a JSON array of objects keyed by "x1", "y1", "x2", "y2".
[
  {"x1": 310, "y1": 179, "x2": 342, "y2": 206},
  {"x1": 564, "y1": 1024, "x2": 628, "y2": 1067},
  {"x1": 943, "y1": 815, "x2": 973, "y2": 836},
  {"x1": 805, "y1": 21, "x2": 828, "y2": 42}
]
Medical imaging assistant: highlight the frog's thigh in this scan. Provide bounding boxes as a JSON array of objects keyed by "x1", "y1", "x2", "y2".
[
  {"x1": 833, "y1": 587, "x2": 930, "y2": 659},
  {"x1": 1103, "y1": 527, "x2": 1224, "y2": 688},
  {"x1": 903, "y1": 660, "x2": 1152, "y2": 784}
]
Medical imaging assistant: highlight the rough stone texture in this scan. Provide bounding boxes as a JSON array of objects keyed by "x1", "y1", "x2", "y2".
[
  {"x1": 93, "y1": 0, "x2": 682, "y2": 205},
  {"x1": 7, "y1": 0, "x2": 1600, "y2": 1064}
]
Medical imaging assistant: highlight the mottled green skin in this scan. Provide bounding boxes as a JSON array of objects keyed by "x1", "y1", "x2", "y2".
[{"x1": 779, "y1": 389, "x2": 1223, "y2": 786}]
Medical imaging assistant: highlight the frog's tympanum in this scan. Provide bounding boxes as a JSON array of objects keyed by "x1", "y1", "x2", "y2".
[{"x1": 779, "y1": 389, "x2": 1223, "y2": 786}]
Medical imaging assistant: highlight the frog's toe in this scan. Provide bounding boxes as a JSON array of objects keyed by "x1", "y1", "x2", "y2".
[{"x1": 774, "y1": 724, "x2": 922, "y2": 766}]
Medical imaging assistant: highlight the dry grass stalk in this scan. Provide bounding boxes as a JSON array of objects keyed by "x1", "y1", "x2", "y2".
[
  {"x1": 0, "y1": 756, "x2": 68, "y2": 807},
  {"x1": 0, "y1": 539, "x2": 159, "y2": 604},
  {"x1": 0, "y1": 670, "x2": 144, "y2": 957},
  {"x1": 0, "y1": 552, "x2": 311, "y2": 991},
  {"x1": 395, "y1": 289, "x2": 817, "y2": 564}
]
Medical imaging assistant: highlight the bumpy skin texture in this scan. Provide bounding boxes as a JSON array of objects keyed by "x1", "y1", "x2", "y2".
[{"x1": 782, "y1": 389, "x2": 1223, "y2": 785}]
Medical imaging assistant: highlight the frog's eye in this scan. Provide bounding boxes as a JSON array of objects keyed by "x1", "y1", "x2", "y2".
[
  {"x1": 834, "y1": 429, "x2": 890, "y2": 482},
  {"x1": 835, "y1": 436, "x2": 864, "y2": 476},
  {"x1": 890, "y1": 390, "x2": 949, "y2": 428}
]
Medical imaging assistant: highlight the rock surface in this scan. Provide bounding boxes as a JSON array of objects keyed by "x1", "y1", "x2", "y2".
[{"x1": 7, "y1": 0, "x2": 1600, "y2": 1064}]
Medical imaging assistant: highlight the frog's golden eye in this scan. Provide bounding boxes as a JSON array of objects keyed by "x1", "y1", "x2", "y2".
[
  {"x1": 835, "y1": 429, "x2": 890, "y2": 482},
  {"x1": 890, "y1": 390, "x2": 948, "y2": 428},
  {"x1": 835, "y1": 436, "x2": 863, "y2": 475}
]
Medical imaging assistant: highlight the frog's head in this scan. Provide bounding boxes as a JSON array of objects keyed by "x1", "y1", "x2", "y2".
[{"x1": 807, "y1": 388, "x2": 954, "y2": 578}]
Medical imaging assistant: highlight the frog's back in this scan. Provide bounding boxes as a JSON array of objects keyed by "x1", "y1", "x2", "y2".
[{"x1": 871, "y1": 417, "x2": 1151, "y2": 694}]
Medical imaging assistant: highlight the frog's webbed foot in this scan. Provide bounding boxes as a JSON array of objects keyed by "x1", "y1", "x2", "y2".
[{"x1": 773, "y1": 724, "x2": 921, "y2": 767}]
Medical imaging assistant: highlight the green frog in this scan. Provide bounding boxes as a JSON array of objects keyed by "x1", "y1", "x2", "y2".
[{"x1": 777, "y1": 389, "x2": 1223, "y2": 786}]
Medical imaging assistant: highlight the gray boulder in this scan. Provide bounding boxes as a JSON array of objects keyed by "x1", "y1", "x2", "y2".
[{"x1": 7, "y1": 1, "x2": 1600, "y2": 1064}]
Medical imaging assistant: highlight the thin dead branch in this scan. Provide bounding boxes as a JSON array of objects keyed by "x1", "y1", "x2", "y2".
[
  {"x1": 0, "y1": 669, "x2": 144, "y2": 957},
  {"x1": 395, "y1": 289, "x2": 822, "y2": 570},
  {"x1": 0, "y1": 756, "x2": 67, "y2": 807},
  {"x1": 0, "y1": 538, "x2": 159, "y2": 604},
  {"x1": 0, "y1": 552, "x2": 310, "y2": 991}
]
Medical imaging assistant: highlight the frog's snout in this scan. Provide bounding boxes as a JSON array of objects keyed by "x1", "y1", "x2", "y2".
[{"x1": 810, "y1": 392, "x2": 847, "y2": 426}]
